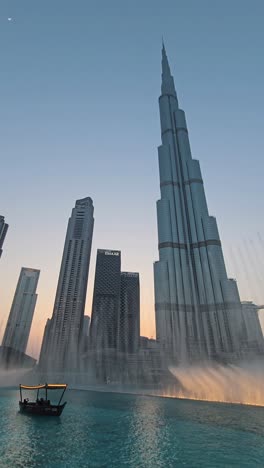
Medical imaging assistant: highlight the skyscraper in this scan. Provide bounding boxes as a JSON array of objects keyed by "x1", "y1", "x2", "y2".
[
  {"x1": 154, "y1": 45, "x2": 246, "y2": 362},
  {"x1": 39, "y1": 197, "x2": 94, "y2": 370},
  {"x1": 80, "y1": 315, "x2": 90, "y2": 353},
  {"x1": 241, "y1": 302, "x2": 264, "y2": 354},
  {"x1": 38, "y1": 318, "x2": 51, "y2": 367},
  {"x1": 82, "y1": 315, "x2": 90, "y2": 337},
  {"x1": 119, "y1": 272, "x2": 140, "y2": 353},
  {"x1": 0, "y1": 215, "x2": 8, "y2": 258},
  {"x1": 90, "y1": 249, "x2": 121, "y2": 350},
  {"x1": 2, "y1": 267, "x2": 40, "y2": 354}
]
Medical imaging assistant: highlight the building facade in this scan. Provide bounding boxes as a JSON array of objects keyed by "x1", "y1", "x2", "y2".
[
  {"x1": 38, "y1": 318, "x2": 51, "y2": 367},
  {"x1": 241, "y1": 302, "x2": 264, "y2": 354},
  {"x1": 39, "y1": 197, "x2": 94, "y2": 370},
  {"x1": 0, "y1": 215, "x2": 8, "y2": 259},
  {"x1": 2, "y1": 267, "x2": 40, "y2": 354},
  {"x1": 90, "y1": 251, "x2": 140, "y2": 355},
  {"x1": 154, "y1": 45, "x2": 246, "y2": 363},
  {"x1": 82, "y1": 315, "x2": 90, "y2": 338},
  {"x1": 80, "y1": 315, "x2": 90, "y2": 353},
  {"x1": 119, "y1": 272, "x2": 140, "y2": 353},
  {"x1": 90, "y1": 250, "x2": 121, "y2": 350}
]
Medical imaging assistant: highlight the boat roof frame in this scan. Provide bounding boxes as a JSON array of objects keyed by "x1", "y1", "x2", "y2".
[
  {"x1": 19, "y1": 383, "x2": 67, "y2": 406},
  {"x1": 20, "y1": 384, "x2": 67, "y2": 390}
]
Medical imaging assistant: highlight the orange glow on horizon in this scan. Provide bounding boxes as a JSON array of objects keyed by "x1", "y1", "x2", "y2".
[{"x1": 26, "y1": 300, "x2": 156, "y2": 359}]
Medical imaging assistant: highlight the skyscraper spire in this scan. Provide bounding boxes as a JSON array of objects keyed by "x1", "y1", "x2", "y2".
[{"x1": 161, "y1": 42, "x2": 177, "y2": 98}]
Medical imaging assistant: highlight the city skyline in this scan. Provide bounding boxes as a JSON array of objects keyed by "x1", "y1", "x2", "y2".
[{"x1": 0, "y1": 1, "x2": 264, "y2": 358}]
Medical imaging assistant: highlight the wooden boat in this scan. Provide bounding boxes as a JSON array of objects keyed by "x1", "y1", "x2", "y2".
[{"x1": 19, "y1": 383, "x2": 67, "y2": 416}]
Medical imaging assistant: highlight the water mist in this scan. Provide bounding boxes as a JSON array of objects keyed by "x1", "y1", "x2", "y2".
[{"x1": 163, "y1": 361, "x2": 264, "y2": 406}]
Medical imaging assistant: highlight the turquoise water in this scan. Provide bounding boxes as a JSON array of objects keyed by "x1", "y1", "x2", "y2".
[{"x1": 0, "y1": 388, "x2": 264, "y2": 467}]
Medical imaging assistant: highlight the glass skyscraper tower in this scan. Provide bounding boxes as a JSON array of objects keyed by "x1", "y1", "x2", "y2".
[
  {"x1": 2, "y1": 267, "x2": 40, "y2": 354},
  {"x1": 119, "y1": 272, "x2": 140, "y2": 354},
  {"x1": 90, "y1": 251, "x2": 140, "y2": 354},
  {"x1": 90, "y1": 249, "x2": 121, "y2": 350},
  {"x1": 154, "y1": 45, "x2": 246, "y2": 362},
  {"x1": 39, "y1": 197, "x2": 94, "y2": 370},
  {"x1": 0, "y1": 215, "x2": 8, "y2": 259}
]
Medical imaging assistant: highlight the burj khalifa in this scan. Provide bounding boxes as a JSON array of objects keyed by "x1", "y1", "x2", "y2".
[{"x1": 154, "y1": 45, "x2": 246, "y2": 363}]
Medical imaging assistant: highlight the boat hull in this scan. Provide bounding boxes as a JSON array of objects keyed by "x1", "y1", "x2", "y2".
[{"x1": 19, "y1": 401, "x2": 67, "y2": 416}]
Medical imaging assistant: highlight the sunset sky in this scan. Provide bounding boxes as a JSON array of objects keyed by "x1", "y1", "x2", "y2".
[{"x1": 0, "y1": 0, "x2": 264, "y2": 358}]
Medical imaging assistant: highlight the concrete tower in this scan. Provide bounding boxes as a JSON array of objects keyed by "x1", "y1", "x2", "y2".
[
  {"x1": 39, "y1": 197, "x2": 94, "y2": 370},
  {"x1": 2, "y1": 267, "x2": 40, "y2": 353},
  {"x1": 154, "y1": 45, "x2": 246, "y2": 363},
  {"x1": 0, "y1": 215, "x2": 8, "y2": 258}
]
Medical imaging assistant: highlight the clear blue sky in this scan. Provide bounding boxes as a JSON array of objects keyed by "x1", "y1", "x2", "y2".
[{"x1": 0, "y1": 0, "x2": 264, "y2": 356}]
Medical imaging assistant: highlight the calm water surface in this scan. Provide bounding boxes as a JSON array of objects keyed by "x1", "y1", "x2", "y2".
[{"x1": 0, "y1": 388, "x2": 263, "y2": 467}]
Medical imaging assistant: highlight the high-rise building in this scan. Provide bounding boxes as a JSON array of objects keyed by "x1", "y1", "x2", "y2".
[
  {"x1": 119, "y1": 272, "x2": 140, "y2": 353},
  {"x1": 154, "y1": 45, "x2": 246, "y2": 362},
  {"x1": 39, "y1": 197, "x2": 94, "y2": 370},
  {"x1": 241, "y1": 302, "x2": 264, "y2": 354},
  {"x1": 80, "y1": 315, "x2": 90, "y2": 353},
  {"x1": 38, "y1": 318, "x2": 51, "y2": 366},
  {"x1": 88, "y1": 254, "x2": 140, "y2": 383},
  {"x1": 90, "y1": 249, "x2": 121, "y2": 350},
  {"x1": 0, "y1": 215, "x2": 8, "y2": 258},
  {"x1": 82, "y1": 315, "x2": 90, "y2": 337},
  {"x1": 2, "y1": 267, "x2": 40, "y2": 354}
]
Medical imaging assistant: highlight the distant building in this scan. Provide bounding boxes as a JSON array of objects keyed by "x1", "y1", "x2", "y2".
[
  {"x1": 140, "y1": 336, "x2": 158, "y2": 350},
  {"x1": 119, "y1": 272, "x2": 140, "y2": 353},
  {"x1": 39, "y1": 197, "x2": 94, "y2": 370},
  {"x1": 80, "y1": 315, "x2": 90, "y2": 353},
  {"x1": 241, "y1": 302, "x2": 264, "y2": 354},
  {"x1": 90, "y1": 250, "x2": 121, "y2": 349},
  {"x1": 2, "y1": 267, "x2": 40, "y2": 354},
  {"x1": 125, "y1": 337, "x2": 164, "y2": 384},
  {"x1": 38, "y1": 318, "x2": 51, "y2": 366},
  {"x1": 0, "y1": 346, "x2": 36, "y2": 370},
  {"x1": 0, "y1": 215, "x2": 8, "y2": 258},
  {"x1": 82, "y1": 315, "x2": 90, "y2": 337}
]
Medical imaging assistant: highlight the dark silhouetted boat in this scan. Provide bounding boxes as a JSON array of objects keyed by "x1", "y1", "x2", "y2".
[{"x1": 19, "y1": 383, "x2": 67, "y2": 416}]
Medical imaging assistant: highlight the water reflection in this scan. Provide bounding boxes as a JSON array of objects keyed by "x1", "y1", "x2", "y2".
[
  {"x1": 128, "y1": 396, "x2": 166, "y2": 467},
  {"x1": 0, "y1": 389, "x2": 264, "y2": 467}
]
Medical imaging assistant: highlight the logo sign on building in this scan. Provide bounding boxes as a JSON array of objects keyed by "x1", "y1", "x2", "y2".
[
  {"x1": 122, "y1": 272, "x2": 138, "y2": 277},
  {"x1": 104, "y1": 250, "x2": 120, "y2": 256}
]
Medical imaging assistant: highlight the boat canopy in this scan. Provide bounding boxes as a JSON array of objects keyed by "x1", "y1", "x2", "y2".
[{"x1": 20, "y1": 384, "x2": 67, "y2": 390}]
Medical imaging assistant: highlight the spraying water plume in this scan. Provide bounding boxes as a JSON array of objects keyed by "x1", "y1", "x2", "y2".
[
  {"x1": 0, "y1": 368, "x2": 32, "y2": 387},
  {"x1": 164, "y1": 362, "x2": 264, "y2": 407}
]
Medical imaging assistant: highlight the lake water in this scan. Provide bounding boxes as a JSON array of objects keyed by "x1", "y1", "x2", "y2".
[{"x1": 0, "y1": 387, "x2": 263, "y2": 467}]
